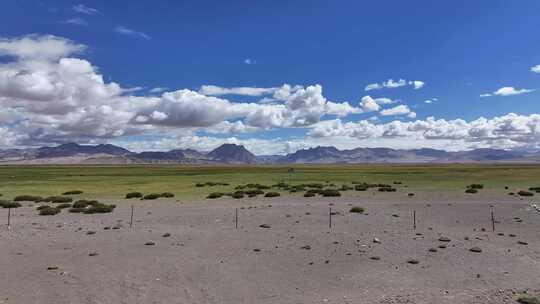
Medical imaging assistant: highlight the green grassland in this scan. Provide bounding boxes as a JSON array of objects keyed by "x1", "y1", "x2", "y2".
[{"x1": 0, "y1": 164, "x2": 539, "y2": 200}]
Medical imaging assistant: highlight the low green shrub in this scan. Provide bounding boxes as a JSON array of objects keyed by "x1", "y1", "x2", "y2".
[
  {"x1": 378, "y1": 187, "x2": 397, "y2": 192},
  {"x1": 125, "y1": 192, "x2": 143, "y2": 199},
  {"x1": 57, "y1": 203, "x2": 72, "y2": 209},
  {"x1": 0, "y1": 200, "x2": 21, "y2": 208},
  {"x1": 232, "y1": 191, "x2": 245, "y2": 199},
  {"x1": 39, "y1": 207, "x2": 61, "y2": 216},
  {"x1": 207, "y1": 192, "x2": 224, "y2": 199},
  {"x1": 143, "y1": 193, "x2": 161, "y2": 200},
  {"x1": 355, "y1": 184, "x2": 368, "y2": 191},
  {"x1": 14, "y1": 195, "x2": 42, "y2": 202},
  {"x1": 518, "y1": 190, "x2": 534, "y2": 197},
  {"x1": 321, "y1": 189, "x2": 341, "y2": 197},
  {"x1": 68, "y1": 207, "x2": 86, "y2": 213},
  {"x1": 467, "y1": 184, "x2": 484, "y2": 189},
  {"x1": 517, "y1": 296, "x2": 540, "y2": 304},
  {"x1": 339, "y1": 185, "x2": 354, "y2": 191},
  {"x1": 83, "y1": 203, "x2": 116, "y2": 214},
  {"x1": 349, "y1": 206, "x2": 365, "y2": 213},
  {"x1": 465, "y1": 188, "x2": 478, "y2": 194},
  {"x1": 40, "y1": 196, "x2": 73, "y2": 203},
  {"x1": 264, "y1": 192, "x2": 280, "y2": 197},
  {"x1": 304, "y1": 192, "x2": 316, "y2": 197},
  {"x1": 36, "y1": 205, "x2": 51, "y2": 210},
  {"x1": 160, "y1": 192, "x2": 175, "y2": 198},
  {"x1": 62, "y1": 190, "x2": 83, "y2": 195}
]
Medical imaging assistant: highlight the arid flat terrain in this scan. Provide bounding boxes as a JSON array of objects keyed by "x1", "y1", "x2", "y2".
[{"x1": 1, "y1": 194, "x2": 539, "y2": 304}]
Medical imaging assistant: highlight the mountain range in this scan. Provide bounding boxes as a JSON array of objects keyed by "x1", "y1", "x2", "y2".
[{"x1": 0, "y1": 143, "x2": 539, "y2": 164}]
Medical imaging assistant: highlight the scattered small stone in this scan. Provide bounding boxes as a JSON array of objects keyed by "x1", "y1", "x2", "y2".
[
  {"x1": 438, "y1": 237, "x2": 451, "y2": 242},
  {"x1": 509, "y1": 234, "x2": 517, "y2": 237},
  {"x1": 88, "y1": 252, "x2": 99, "y2": 256},
  {"x1": 428, "y1": 248, "x2": 438, "y2": 252},
  {"x1": 370, "y1": 256, "x2": 380, "y2": 261},
  {"x1": 464, "y1": 236, "x2": 470, "y2": 240},
  {"x1": 392, "y1": 214, "x2": 399, "y2": 218},
  {"x1": 438, "y1": 245, "x2": 447, "y2": 249},
  {"x1": 162, "y1": 233, "x2": 171, "y2": 238},
  {"x1": 47, "y1": 266, "x2": 59, "y2": 270},
  {"x1": 373, "y1": 237, "x2": 381, "y2": 244},
  {"x1": 259, "y1": 224, "x2": 271, "y2": 229},
  {"x1": 253, "y1": 248, "x2": 261, "y2": 252},
  {"x1": 324, "y1": 260, "x2": 329, "y2": 264},
  {"x1": 497, "y1": 233, "x2": 504, "y2": 236},
  {"x1": 407, "y1": 259, "x2": 419, "y2": 264},
  {"x1": 481, "y1": 228, "x2": 486, "y2": 232},
  {"x1": 517, "y1": 241, "x2": 529, "y2": 245},
  {"x1": 469, "y1": 247, "x2": 482, "y2": 253},
  {"x1": 86, "y1": 231, "x2": 96, "y2": 235},
  {"x1": 145, "y1": 242, "x2": 155, "y2": 246},
  {"x1": 301, "y1": 245, "x2": 312, "y2": 250},
  {"x1": 103, "y1": 226, "x2": 111, "y2": 230}
]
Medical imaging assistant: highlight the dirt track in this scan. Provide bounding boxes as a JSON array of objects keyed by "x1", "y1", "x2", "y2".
[{"x1": 1, "y1": 196, "x2": 539, "y2": 304}]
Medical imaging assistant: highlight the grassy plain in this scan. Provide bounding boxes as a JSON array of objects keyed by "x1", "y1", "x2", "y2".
[{"x1": 1, "y1": 164, "x2": 540, "y2": 200}]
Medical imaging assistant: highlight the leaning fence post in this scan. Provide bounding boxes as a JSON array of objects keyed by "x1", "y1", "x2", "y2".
[
  {"x1": 413, "y1": 210, "x2": 416, "y2": 230},
  {"x1": 235, "y1": 208, "x2": 238, "y2": 229},
  {"x1": 491, "y1": 208, "x2": 495, "y2": 232},
  {"x1": 130, "y1": 204, "x2": 134, "y2": 228},
  {"x1": 7, "y1": 207, "x2": 11, "y2": 229},
  {"x1": 329, "y1": 207, "x2": 332, "y2": 229}
]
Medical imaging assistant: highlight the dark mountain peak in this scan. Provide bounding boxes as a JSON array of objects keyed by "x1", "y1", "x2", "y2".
[
  {"x1": 207, "y1": 144, "x2": 256, "y2": 163},
  {"x1": 36, "y1": 142, "x2": 131, "y2": 158}
]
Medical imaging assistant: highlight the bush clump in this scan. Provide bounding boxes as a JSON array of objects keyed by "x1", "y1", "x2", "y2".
[
  {"x1": 68, "y1": 207, "x2": 86, "y2": 213},
  {"x1": 206, "y1": 192, "x2": 224, "y2": 199},
  {"x1": 518, "y1": 190, "x2": 534, "y2": 197},
  {"x1": 264, "y1": 192, "x2": 281, "y2": 197},
  {"x1": 378, "y1": 186, "x2": 397, "y2": 192},
  {"x1": 231, "y1": 191, "x2": 245, "y2": 199},
  {"x1": 465, "y1": 188, "x2": 478, "y2": 194},
  {"x1": 14, "y1": 195, "x2": 42, "y2": 202},
  {"x1": 321, "y1": 189, "x2": 341, "y2": 197},
  {"x1": 62, "y1": 190, "x2": 83, "y2": 195},
  {"x1": 83, "y1": 203, "x2": 116, "y2": 214},
  {"x1": 40, "y1": 196, "x2": 73, "y2": 204},
  {"x1": 0, "y1": 200, "x2": 21, "y2": 208},
  {"x1": 143, "y1": 193, "x2": 161, "y2": 200},
  {"x1": 57, "y1": 203, "x2": 72, "y2": 209},
  {"x1": 36, "y1": 205, "x2": 51, "y2": 210},
  {"x1": 39, "y1": 207, "x2": 61, "y2": 216},
  {"x1": 355, "y1": 184, "x2": 368, "y2": 191},
  {"x1": 528, "y1": 187, "x2": 540, "y2": 193},
  {"x1": 349, "y1": 206, "x2": 365, "y2": 213},
  {"x1": 73, "y1": 200, "x2": 98, "y2": 208},
  {"x1": 517, "y1": 296, "x2": 540, "y2": 304},
  {"x1": 303, "y1": 192, "x2": 316, "y2": 197},
  {"x1": 467, "y1": 184, "x2": 484, "y2": 189},
  {"x1": 160, "y1": 192, "x2": 175, "y2": 198},
  {"x1": 125, "y1": 192, "x2": 143, "y2": 199}
]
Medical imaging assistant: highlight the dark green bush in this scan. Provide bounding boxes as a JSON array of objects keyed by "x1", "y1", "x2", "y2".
[
  {"x1": 160, "y1": 192, "x2": 175, "y2": 198},
  {"x1": 321, "y1": 189, "x2": 341, "y2": 197},
  {"x1": 62, "y1": 190, "x2": 83, "y2": 195},
  {"x1": 467, "y1": 184, "x2": 484, "y2": 189},
  {"x1": 83, "y1": 203, "x2": 116, "y2": 214},
  {"x1": 355, "y1": 184, "x2": 368, "y2": 191},
  {"x1": 517, "y1": 296, "x2": 540, "y2": 304},
  {"x1": 143, "y1": 193, "x2": 161, "y2": 200},
  {"x1": 378, "y1": 187, "x2": 397, "y2": 192},
  {"x1": 68, "y1": 207, "x2": 86, "y2": 213},
  {"x1": 36, "y1": 205, "x2": 51, "y2": 210},
  {"x1": 304, "y1": 192, "x2": 316, "y2": 197},
  {"x1": 125, "y1": 192, "x2": 143, "y2": 199},
  {"x1": 40, "y1": 196, "x2": 73, "y2": 203},
  {"x1": 264, "y1": 192, "x2": 280, "y2": 197},
  {"x1": 349, "y1": 206, "x2": 365, "y2": 213},
  {"x1": 57, "y1": 203, "x2": 72, "y2": 209},
  {"x1": 0, "y1": 200, "x2": 21, "y2": 208},
  {"x1": 465, "y1": 188, "x2": 478, "y2": 194},
  {"x1": 528, "y1": 187, "x2": 540, "y2": 192},
  {"x1": 339, "y1": 185, "x2": 354, "y2": 191},
  {"x1": 518, "y1": 190, "x2": 534, "y2": 197},
  {"x1": 14, "y1": 195, "x2": 42, "y2": 202},
  {"x1": 232, "y1": 191, "x2": 245, "y2": 199},
  {"x1": 206, "y1": 192, "x2": 224, "y2": 199},
  {"x1": 195, "y1": 183, "x2": 205, "y2": 187},
  {"x1": 39, "y1": 207, "x2": 61, "y2": 216}
]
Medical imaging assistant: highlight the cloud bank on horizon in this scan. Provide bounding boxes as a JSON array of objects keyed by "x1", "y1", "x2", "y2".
[{"x1": 1, "y1": 1, "x2": 540, "y2": 155}]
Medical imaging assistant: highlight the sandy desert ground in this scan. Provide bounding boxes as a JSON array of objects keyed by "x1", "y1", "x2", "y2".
[{"x1": 1, "y1": 193, "x2": 539, "y2": 304}]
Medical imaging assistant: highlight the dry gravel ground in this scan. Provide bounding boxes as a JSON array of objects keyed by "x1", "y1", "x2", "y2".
[{"x1": 1, "y1": 196, "x2": 539, "y2": 304}]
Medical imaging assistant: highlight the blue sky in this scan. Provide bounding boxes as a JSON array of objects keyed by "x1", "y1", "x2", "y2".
[{"x1": 1, "y1": 0, "x2": 539, "y2": 154}]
